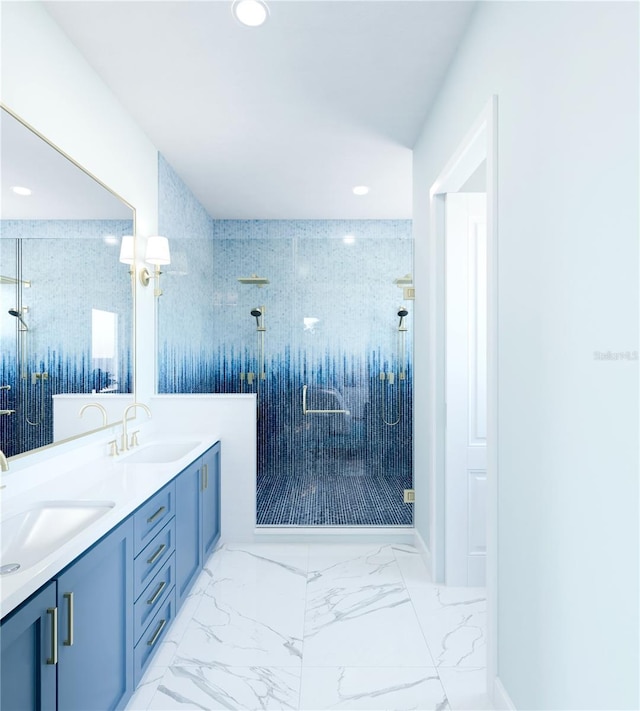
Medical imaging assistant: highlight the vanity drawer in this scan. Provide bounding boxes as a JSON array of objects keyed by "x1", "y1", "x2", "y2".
[
  {"x1": 134, "y1": 552, "x2": 175, "y2": 643},
  {"x1": 134, "y1": 588, "x2": 176, "y2": 685},
  {"x1": 134, "y1": 520, "x2": 175, "y2": 600},
  {"x1": 133, "y1": 482, "x2": 175, "y2": 551}
]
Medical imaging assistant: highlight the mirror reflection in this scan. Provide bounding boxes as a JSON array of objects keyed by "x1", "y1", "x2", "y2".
[{"x1": 0, "y1": 107, "x2": 135, "y2": 458}]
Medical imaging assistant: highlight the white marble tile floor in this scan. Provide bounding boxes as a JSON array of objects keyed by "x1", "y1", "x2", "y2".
[{"x1": 125, "y1": 543, "x2": 494, "y2": 711}]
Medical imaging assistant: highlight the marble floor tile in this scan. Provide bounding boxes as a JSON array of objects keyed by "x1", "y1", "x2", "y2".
[
  {"x1": 438, "y1": 667, "x2": 494, "y2": 710},
  {"x1": 410, "y1": 588, "x2": 487, "y2": 668},
  {"x1": 212, "y1": 544, "x2": 310, "y2": 588},
  {"x1": 147, "y1": 665, "x2": 301, "y2": 710},
  {"x1": 299, "y1": 667, "x2": 450, "y2": 711},
  {"x1": 125, "y1": 665, "x2": 167, "y2": 711},
  {"x1": 174, "y1": 573, "x2": 306, "y2": 667},
  {"x1": 392, "y1": 545, "x2": 434, "y2": 589},
  {"x1": 303, "y1": 584, "x2": 435, "y2": 666},
  {"x1": 307, "y1": 545, "x2": 402, "y2": 588}
]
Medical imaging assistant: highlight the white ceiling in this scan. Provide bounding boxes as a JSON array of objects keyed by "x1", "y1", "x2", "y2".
[
  {"x1": 1, "y1": 107, "x2": 134, "y2": 220},
  {"x1": 45, "y1": 1, "x2": 476, "y2": 220}
]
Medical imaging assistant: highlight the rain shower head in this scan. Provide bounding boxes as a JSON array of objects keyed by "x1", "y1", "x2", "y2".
[
  {"x1": 8, "y1": 309, "x2": 28, "y2": 331},
  {"x1": 397, "y1": 306, "x2": 408, "y2": 329},
  {"x1": 238, "y1": 274, "x2": 270, "y2": 287}
]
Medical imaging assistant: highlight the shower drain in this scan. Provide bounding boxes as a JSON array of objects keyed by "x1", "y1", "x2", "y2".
[{"x1": 0, "y1": 563, "x2": 21, "y2": 574}]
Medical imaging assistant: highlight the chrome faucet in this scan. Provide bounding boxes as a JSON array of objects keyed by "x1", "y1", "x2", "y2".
[
  {"x1": 0, "y1": 448, "x2": 9, "y2": 472},
  {"x1": 121, "y1": 402, "x2": 152, "y2": 452},
  {"x1": 79, "y1": 402, "x2": 108, "y2": 427}
]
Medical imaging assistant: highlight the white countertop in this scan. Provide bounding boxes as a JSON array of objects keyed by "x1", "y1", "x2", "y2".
[{"x1": 0, "y1": 430, "x2": 220, "y2": 618}]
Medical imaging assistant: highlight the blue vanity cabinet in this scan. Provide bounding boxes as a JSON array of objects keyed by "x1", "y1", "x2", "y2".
[
  {"x1": 202, "y1": 441, "x2": 221, "y2": 557},
  {"x1": 0, "y1": 581, "x2": 57, "y2": 711},
  {"x1": 175, "y1": 457, "x2": 203, "y2": 606},
  {"x1": 56, "y1": 517, "x2": 134, "y2": 711},
  {"x1": 175, "y1": 442, "x2": 221, "y2": 607}
]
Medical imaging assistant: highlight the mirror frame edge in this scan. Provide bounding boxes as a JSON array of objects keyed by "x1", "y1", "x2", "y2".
[{"x1": 1, "y1": 102, "x2": 138, "y2": 460}]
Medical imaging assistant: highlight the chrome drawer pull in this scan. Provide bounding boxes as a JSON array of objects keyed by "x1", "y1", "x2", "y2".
[
  {"x1": 146, "y1": 506, "x2": 166, "y2": 524},
  {"x1": 63, "y1": 592, "x2": 74, "y2": 646},
  {"x1": 147, "y1": 618, "x2": 166, "y2": 647},
  {"x1": 147, "y1": 581, "x2": 166, "y2": 606},
  {"x1": 46, "y1": 607, "x2": 58, "y2": 665},
  {"x1": 203, "y1": 463, "x2": 208, "y2": 490},
  {"x1": 147, "y1": 543, "x2": 166, "y2": 565}
]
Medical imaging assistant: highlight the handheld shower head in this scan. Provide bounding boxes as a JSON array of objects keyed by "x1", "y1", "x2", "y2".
[
  {"x1": 251, "y1": 307, "x2": 263, "y2": 329},
  {"x1": 8, "y1": 309, "x2": 28, "y2": 331},
  {"x1": 397, "y1": 306, "x2": 408, "y2": 329}
]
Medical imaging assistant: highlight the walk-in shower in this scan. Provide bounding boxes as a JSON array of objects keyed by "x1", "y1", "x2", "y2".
[{"x1": 154, "y1": 161, "x2": 414, "y2": 527}]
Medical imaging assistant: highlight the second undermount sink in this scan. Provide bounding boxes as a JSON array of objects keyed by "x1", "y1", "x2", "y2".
[
  {"x1": 121, "y1": 440, "x2": 200, "y2": 464},
  {"x1": 0, "y1": 500, "x2": 115, "y2": 575}
]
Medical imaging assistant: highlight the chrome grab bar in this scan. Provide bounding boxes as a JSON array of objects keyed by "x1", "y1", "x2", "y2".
[
  {"x1": 0, "y1": 410, "x2": 16, "y2": 416},
  {"x1": 302, "y1": 384, "x2": 350, "y2": 415}
]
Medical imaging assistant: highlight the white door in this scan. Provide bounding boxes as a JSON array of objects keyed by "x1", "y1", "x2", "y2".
[{"x1": 445, "y1": 192, "x2": 487, "y2": 587}]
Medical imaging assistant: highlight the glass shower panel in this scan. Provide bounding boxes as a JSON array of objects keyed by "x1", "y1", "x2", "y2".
[{"x1": 158, "y1": 220, "x2": 413, "y2": 527}]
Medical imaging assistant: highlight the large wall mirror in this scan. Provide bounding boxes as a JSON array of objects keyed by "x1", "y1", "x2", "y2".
[{"x1": 0, "y1": 106, "x2": 135, "y2": 459}]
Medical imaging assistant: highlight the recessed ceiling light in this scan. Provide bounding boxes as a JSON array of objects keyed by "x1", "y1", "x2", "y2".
[
  {"x1": 343, "y1": 235, "x2": 356, "y2": 245},
  {"x1": 232, "y1": 0, "x2": 269, "y2": 27},
  {"x1": 11, "y1": 186, "x2": 32, "y2": 196},
  {"x1": 352, "y1": 185, "x2": 369, "y2": 196}
]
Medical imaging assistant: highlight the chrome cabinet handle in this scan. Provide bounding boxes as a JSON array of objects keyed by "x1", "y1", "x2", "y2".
[
  {"x1": 302, "y1": 384, "x2": 350, "y2": 415},
  {"x1": 46, "y1": 607, "x2": 58, "y2": 665},
  {"x1": 147, "y1": 581, "x2": 166, "y2": 606},
  {"x1": 147, "y1": 543, "x2": 166, "y2": 565},
  {"x1": 203, "y1": 463, "x2": 208, "y2": 490},
  {"x1": 147, "y1": 618, "x2": 166, "y2": 647},
  {"x1": 63, "y1": 592, "x2": 74, "y2": 646},
  {"x1": 147, "y1": 506, "x2": 166, "y2": 524}
]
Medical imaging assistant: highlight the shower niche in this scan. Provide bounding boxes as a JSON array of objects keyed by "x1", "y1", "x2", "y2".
[{"x1": 0, "y1": 107, "x2": 134, "y2": 457}]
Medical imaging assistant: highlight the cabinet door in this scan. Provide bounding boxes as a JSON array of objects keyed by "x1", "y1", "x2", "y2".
[
  {"x1": 0, "y1": 582, "x2": 57, "y2": 711},
  {"x1": 175, "y1": 459, "x2": 203, "y2": 607},
  {"x1": 57, "y1": 518, "x2": 134, "y2": 711},
  {"x1": 202, "y1": 441, "x2": 221, "y2": 557}
]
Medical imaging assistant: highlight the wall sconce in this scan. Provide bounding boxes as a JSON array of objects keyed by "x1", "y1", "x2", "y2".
[
  {"x1": 140, "y1": 236, "x2": 171, "y2": 297},
  {"x1": 119, "y1": 235, "x2": 135, "y2": 276}
]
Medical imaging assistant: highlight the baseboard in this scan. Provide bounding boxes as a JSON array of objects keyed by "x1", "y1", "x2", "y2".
[
  {"x1": 493, "y1": 677, "x2": 516, "y2": 710},
  {"x1": 413, "y1": 529, "x2": 432, "y2": 574}
]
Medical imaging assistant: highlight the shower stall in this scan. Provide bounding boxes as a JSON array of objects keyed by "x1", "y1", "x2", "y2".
[{"x1": 159, "y1": 219, "x2": 414, "y2": 527}]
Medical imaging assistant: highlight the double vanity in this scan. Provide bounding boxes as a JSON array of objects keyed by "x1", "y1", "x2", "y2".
[{"x1": 0, "y1": 423, "x2": 221, "y2": 710}]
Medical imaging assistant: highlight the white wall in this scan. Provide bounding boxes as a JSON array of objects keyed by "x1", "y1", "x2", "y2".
[
  {"x1": 0, "y1": 1, "x2": 158, "y2": 402},
  {"x1": 413, "y1": 2, "x2": 638, "y2": 709}
]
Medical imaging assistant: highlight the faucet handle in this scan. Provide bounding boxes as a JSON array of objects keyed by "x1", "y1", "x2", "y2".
[
  {"x1": 129, "y1": 430, "x2": 140, "y2": 448},
  {"x1": 108, "y1": 439, "x2": 119, "y2": 457}
]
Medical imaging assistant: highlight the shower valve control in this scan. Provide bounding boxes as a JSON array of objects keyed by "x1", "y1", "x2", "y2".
[{"x1": 31, "y1": 372, "x2": 48, "y2": 384}]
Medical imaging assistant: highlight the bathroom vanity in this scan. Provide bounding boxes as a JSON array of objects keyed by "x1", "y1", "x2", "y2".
[{"x1": 0, "y1": 436, "x2": 221, "y2": 711}]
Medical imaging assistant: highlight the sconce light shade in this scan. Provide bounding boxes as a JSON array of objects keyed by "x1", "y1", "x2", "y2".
[
  {"x1": 145, "y1": 236, "x2": 171, "y2": 265},
  {"x1": 119, "y1": 235, "x2": 135, "y2": 265}
]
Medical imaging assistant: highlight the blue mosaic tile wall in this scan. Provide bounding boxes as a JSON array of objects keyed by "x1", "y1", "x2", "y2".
[
  {"x1": 157, "y1": 156, "x2": 414, "y2": 526},
  {"x1": 0, "y1": 220, "x2": 133, "y2": 456}
]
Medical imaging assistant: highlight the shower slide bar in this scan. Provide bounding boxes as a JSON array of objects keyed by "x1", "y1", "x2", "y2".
[{"x1": 302, "y1": 385, "x2": 350, "y2": 416}]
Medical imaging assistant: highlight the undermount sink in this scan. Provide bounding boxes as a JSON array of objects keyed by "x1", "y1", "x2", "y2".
[
  {"x1": 121, "y1": 441, "x2": 200, "y2": 464},
  {"x1": 0, "y1": 501, "x2": 115, "y2": 575}
]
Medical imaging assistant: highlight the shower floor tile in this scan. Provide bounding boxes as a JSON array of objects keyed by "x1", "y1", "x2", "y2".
[{"x1": 256, "y1": 470, "x2": 413, "y2": 526}]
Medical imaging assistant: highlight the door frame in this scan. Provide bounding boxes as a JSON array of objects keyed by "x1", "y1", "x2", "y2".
[{"x1": 428, "y1": 96, "x2": 498, "y2": 688}]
